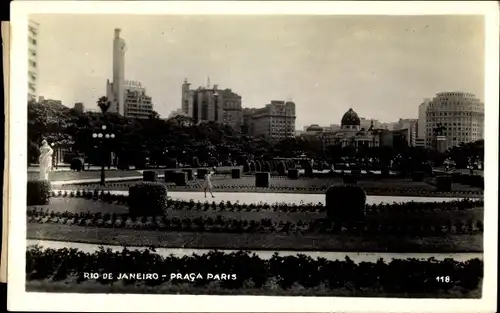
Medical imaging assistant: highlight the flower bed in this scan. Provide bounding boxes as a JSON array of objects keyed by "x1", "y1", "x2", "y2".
[
  {"x1": 25, "y1": 246, "x2": 483, "y2": 297},
  {"x1": 47, "y1": 190, "x2": 484, "y2": 214},
  {"x1": 26, "y1": 206, "x2": 483, "y2": 235}
]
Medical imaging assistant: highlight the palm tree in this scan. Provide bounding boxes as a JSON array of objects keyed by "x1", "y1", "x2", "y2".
[
  {"x1": 433, "y1": 123, "x2": 446, "y2": 136},
  {"x1": 97, "y1": 96, "x2": 112, "y2": 114},
  {"x1": 149, "y1": 110, "x2": 160, "y2": 119}
]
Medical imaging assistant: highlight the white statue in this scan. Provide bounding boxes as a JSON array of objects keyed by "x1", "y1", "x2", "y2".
[{"x1": 38, "y1": 140, "x2": 53, "y2": 180}]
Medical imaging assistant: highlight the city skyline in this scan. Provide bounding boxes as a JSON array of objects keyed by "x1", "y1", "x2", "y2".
[{"x1": 32, "y1": 14, "x2": 484, "y2": 128}]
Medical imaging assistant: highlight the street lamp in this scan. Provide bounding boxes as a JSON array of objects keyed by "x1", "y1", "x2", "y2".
[
  {"x1": 50, "y1": 142, "x2": 58, "y2": 170},
  {"x1": 92, "y1": 125, "x2": 115, "y2": 186},
  {"x1": 213, "y1": 92, "x2": 219, "y2": 122}
]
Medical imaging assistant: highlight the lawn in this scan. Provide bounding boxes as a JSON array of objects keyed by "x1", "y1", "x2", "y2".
[
  {"x1": 26, "y1": 223, "x2": 483, "y2": 253},
  {"x1": 29, "y1": 198, "x2": 484, "y2": 225}
]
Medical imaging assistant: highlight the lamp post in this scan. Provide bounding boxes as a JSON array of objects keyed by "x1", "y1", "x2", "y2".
[
  {"x1": 92, "y1": 125, "x2": 115, "y2": 186},
  {"x1": 213, "y1": 92, "x2": 219, "y2": 122},
  {"x1": 50, "y1": 142, "x2": 58, "y2": 170}
]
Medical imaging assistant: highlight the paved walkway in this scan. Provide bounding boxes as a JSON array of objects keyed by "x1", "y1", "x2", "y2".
[
  {"x1": 52, "y1": 189, "x2": 467, "y2": 205},
  {"x1": 26, "y1": 239, "x2": 481, "y2": 263}
]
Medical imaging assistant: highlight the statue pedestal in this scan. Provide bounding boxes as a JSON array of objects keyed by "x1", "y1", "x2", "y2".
[{"x1": 435, "y1": 135, "x2": 447, "y2": 153}]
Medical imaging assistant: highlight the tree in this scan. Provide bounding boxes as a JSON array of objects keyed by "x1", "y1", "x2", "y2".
[
  {"x1": 97, "y1": 96, "x2": 111, "y2": 114},
  {"x1": 149, "y1": 110, "x2": 160, "y2": 119}
]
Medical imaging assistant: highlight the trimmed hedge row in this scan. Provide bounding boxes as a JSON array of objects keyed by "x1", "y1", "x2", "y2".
[
  {"x1": 26, "y1": 246, "x2": 483, "y2": 294},
  {"x1": 27, "y1": 208, "x2": 484, "y2": 235},
  {"x1": 47, "y1": 190, "x2": 484, "y2": 214}
]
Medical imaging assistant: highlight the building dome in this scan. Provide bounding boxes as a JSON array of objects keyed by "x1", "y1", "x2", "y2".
[
  {"x1": 341, "y1": 108, "x2": 361, "y2": 126},
  {"x1": 306, "y1": 124, "x2": 323, "y2": 132}
]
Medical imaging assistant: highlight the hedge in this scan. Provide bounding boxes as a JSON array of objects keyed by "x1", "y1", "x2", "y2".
[
  {"x1": 143, "y1": 170, "x2": 158, "y2": 182},
  {"x1": 326, "y1": 185, "x2": 366, "y2": 224},
  {"x1": 182, "y1": 169, "x2": 194, "y2": 180},
  {"x1": 342, "y1": 174, "x2": 359, "y2": 185},
  {"x1": 255, "y1": 172, "x2": 270, "y2": 188},
  {"x1": 70, "y1": 158, "x2": 84, "y2": 171},
  {"x1": 232, "y1": 168, "x2": 241, "y2": 179},
  {"x1": 287, "y1": 169, "x2": 299, "y2": 179},
  {"x1": 174, "y1": 172, "x2": 188, "y2": 186},
  {"x1": 164, "y1": 170, "x2": 176, "y2": 183},
  {"x1": 412, "y1": 171, "x2": 426, "y2": 182},
  {"x1": 26, "y1": 246, "x2": 483, "y2": 295},
  {"x1": 27, "y1": 179, "x2": 51, "y2": 206},
  {"x1": 197, "y1": 168, "x2": 208, "y2": 179},
  {"x1": 128, "y1": 182, "x2": 168, "y2": 216},
  {"x1": 436, "y1": 176, "x2": 453, "y2": 192}
]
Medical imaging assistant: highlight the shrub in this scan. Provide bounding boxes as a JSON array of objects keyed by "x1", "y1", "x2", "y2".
[
  {"x1": 166, "y1": 158, "x2": 178, "y2": 169},
  {"x1": 381, "y1": 168, "x2": 390, "y2": 178},
  {"x1": 70, "y1": 158, "x2": 84, "y2": 171},
  {"x1": 325, "y1": 185, "x2": 366, "y2": 224},
  {"x1": 143, "y1": 170, "x2": 158, "y2": 182},
  {"x1": 351, "y1": 169, "x2": 361, "y2": 177},
  {"x1": 436, "y1": 176, "x2": 453, "y2": 192},
  {"x1": 117, "y1": 160, "x2": 130, "y2": 170},
  {"x1": 303, "y1": 160, "x2": 313, "y2": 177},
  {"x1": 255, "y1": 172, "x2": 270, "y2": 188},
  {"x1": 174, "y1": 172, "x2": 188, "y2": 186},
  {"x1": 342, "y1": 174, "x2": 359, "y2": 185},
  {"x1": 411, "y1": 171, "x2": 426, "y2": 182},
  {"x1": 197, "y1": 168, "x2": 208, "y2": 179},
  {"x1": 128, "y1": 182, "x2": 168, "y2": 216},
  {"x1": 277, "y1": 161, "x2": 287, "y2": 176},
  {"x1": 27, "y1": 179, "x2": 51, "y2": 206},
  {"x1": 249, "y1": 161, "x2": 256, "y2": 173},
  {"x1": 287, "y1": 169, "x2": 299, "y2": 179},
  {"x1": 182, "y1": 169, "x2": 194, "y2": 180},
  {"x1": 164, "y1": 170, "x2": 176, "y2": 183},
  {"x1": 232, "y1": 168, "x2": 241, "y2": 179},
  {"x1": 468, "y1": 175, "x2": 484, "y2": 189},
  {"x1": 192, "y1": 157, "x2": 200, "y2": 168},
  {"x1": 243, "y1": 161, "x2": 250, "y2": 173}
]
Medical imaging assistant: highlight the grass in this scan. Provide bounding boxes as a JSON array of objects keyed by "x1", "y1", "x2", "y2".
[
  {"x1": 25, "y1": 278, "x2": 482, "y2": 298},
  {"x1": 27, "y1": 223, "x2": 483, "y2": 253}
]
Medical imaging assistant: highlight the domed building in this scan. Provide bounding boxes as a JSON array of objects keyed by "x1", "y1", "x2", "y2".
[{"x1": 322, "y1": 108, "x2": 380, "y2": 149}]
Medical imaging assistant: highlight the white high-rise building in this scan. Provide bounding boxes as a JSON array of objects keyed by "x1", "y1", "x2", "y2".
[
  {"x1": 425, "y1": 92, "x2": 484, "y2": 149},
  {"x1": 28, "y1": 19, "x2": 39, "y2": 101},
  {"x1": 107, "y1": 28, "x2": 127, "y2": 115},
  {"x1": 417, "y1": 99, "x2": 431, "y2": 139}
]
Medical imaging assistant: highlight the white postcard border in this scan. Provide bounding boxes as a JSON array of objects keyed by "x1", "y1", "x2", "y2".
[{"x1": 8, "y1": 1, "x2": 499, "y2": 312}]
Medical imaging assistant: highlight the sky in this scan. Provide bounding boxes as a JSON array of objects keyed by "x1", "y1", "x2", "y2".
[{"x1": 32, "y1": 14, "x2": 485, "y2": 129}]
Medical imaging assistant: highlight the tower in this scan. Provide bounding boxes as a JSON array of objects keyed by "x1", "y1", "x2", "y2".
[
  {"x1": 111, "y1": 28, "x2": 126, "y2": 115},
  {"x1": 181, "y1": 78, "x2": 191, "y2": 115}
]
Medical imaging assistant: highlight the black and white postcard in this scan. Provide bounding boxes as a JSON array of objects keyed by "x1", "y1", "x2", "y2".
[{"x1": 6, "y1": 1, "x2": 499, "y2": 312}]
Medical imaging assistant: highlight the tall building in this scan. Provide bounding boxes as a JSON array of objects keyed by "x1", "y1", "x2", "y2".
[
  {"x1": 393, "y1": 118, "x2": 417, "y2": 147},
  {"x1": 28, "y1": 19, "x2": 39, "y2": 101},
  {"x1": 417, "y1": 98, "x2": 431, "y2": 139},
  {"x1": 425, "y1": 92, "x2": 484, "y2": 150},
  {"x1": 107, "y1": 28, "x2": 127, "y2": 115},
  {"x1": 122, "y1": 80, "x2": 153, "y2": 119},
  {"x1": 181, "y1": 79, "x2": 243, "y2": 129},
  {"x1": 246, "y1": 100, "x2": 296, "y2": 141},
  {"x1": 73, "y1": 102, "x2": 85, "y2": 113}
]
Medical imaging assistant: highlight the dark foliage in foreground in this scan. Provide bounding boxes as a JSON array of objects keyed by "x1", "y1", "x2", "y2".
[{"x1": 26, "y1": 246, "x2": 483, "y2": 296}]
